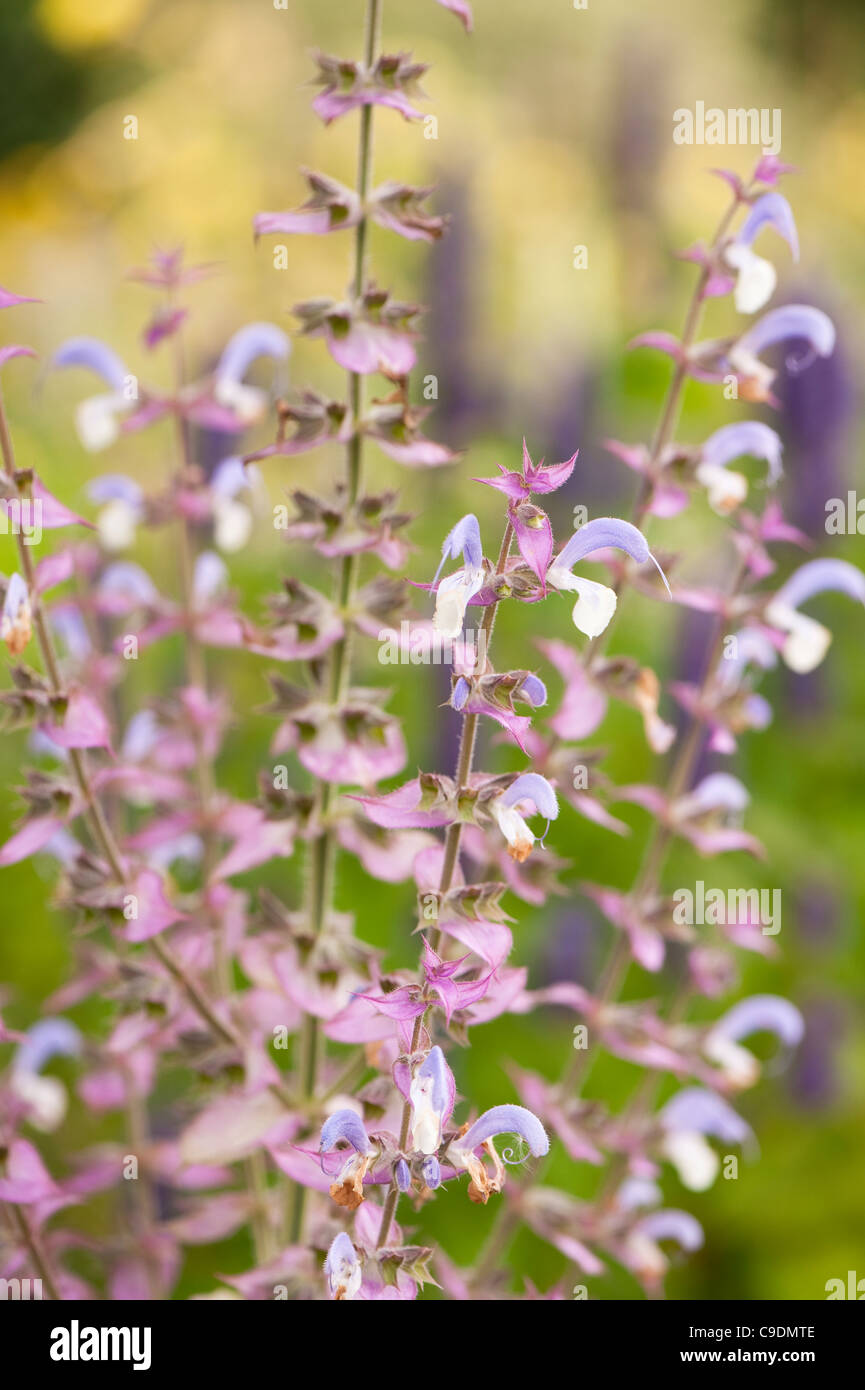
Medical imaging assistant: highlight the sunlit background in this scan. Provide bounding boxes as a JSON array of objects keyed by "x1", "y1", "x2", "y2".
[{"x1": 2, "y1": 0, "x2": 864, "y2": 1298}]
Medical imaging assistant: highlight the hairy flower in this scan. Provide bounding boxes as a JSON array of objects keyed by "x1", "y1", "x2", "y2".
[
  {"x1": 446, "y1": 1103, "x2": 549, "y2": 1203},
  {"x1": 320, "y1": 1109, "x2": 376, "y2": 1210}
]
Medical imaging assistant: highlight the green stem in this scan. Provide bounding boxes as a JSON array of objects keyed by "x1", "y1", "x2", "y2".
[{"x1": 287, "y1": 0, "x2": 384, "y2": 1246}]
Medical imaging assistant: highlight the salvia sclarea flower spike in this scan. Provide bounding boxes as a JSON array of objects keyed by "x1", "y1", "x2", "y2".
[
  {"x1": 723, "y1": 191, "x2": 799, "y2": 314},
  {"x1": 324, "y1": 1232, "x2": 362, "y2": 1302},
  {"x1": 490, "y1": 772, "x2": 559, "y2": 862},
  {"x1": 431, "y1": 513, "x2": 485, "y2": 639},
  {"x1": 547, "y1": 517, "x2": 670, "y2": 638},
  {"x1": 319, "y1": 1109, "x2": 376, "y2": 1210},
  {"x1": 446, "y1": 1103, "x2": 549, "y2": 1204},
  {"x1": 764, "y1": 557, "x2": 865, "y2": 673},
  {"x1": 696, "y1": 420, "x2": 783, "y2": 515}
]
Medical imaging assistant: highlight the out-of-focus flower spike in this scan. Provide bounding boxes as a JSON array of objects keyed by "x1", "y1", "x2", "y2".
[{"x1": 324, "y1": 1231, "x2": 362, "y2": 1301}]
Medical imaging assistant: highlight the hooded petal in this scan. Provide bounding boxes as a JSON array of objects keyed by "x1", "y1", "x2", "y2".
[
  {"x1": 53, "y1": 336, "x2": 128, "y2": 390},
  {"x1": 457, "y1": 1103, "x2": 549, "y2": 1159},
  {"x1": 409, "y1": 1045, "x2": 455, "y2": 1155},
  {"x1": 324, "y1": 1231, "x2": 362, "y2": 1301},
  {"x1": 735, "y1": 305, "x2": 836, "y2": 362},
  {"x1": 701, "y1": 421, "x2": 783, "y2": 485},
  {"x1": 14, "y1": 1019, "x2": 81, "y2": 1075},
  {"x1": 736, "y1": 192, "x2": 799, "y2": 260},
  {"x1": 320, "y1": 1109, "x2": 373, "y2": 1157}
]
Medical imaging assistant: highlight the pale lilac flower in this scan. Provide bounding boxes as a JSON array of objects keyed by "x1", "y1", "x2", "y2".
[
  {"x1": 432, "y1": 514, "x2": 485, "y2": 639},
  {"x1": 660, "y1": 1086, "x2": 752, "y2": 1191},
  {"x1": 212, "y1": 323, "x2": 289, "y2": 424},
  {"x1": 626, "y1": 1209, "x2": 704, "y2": 1282},
  {"x1": 409, "y1": 1045, "x2": 455, "y2": 1155},
  {"x1": 489, "y1": 773, "x2": 558, "y2": 863},
  {"x1": 765, "y1": 557, "x2": 865, "y2": 673},
  {"x1": 53, "y1": 337, "x2": 135, "y2": 451},
  {"x1": 704, "y1": 995, "x2": 804, "y2": 1089},
  {"x1": 210, "y1": 456, "x2": 260, "y2": 553},
  {"x1": 2, "y1": 572, "x2": 32, "y2": 656},
  {"x1": 11, "y1": 1018, "x2": 82, "y2": 1132},
  {"x1": 729, "y1": 305, "x2": 835, "y2": 404},
  {"x1": 87, "y1": 475, "x2": 144, "y2": 551},
  {"x1": 547, "y1": 517, "x2": 669, "y2": 637},
  {"x1": 446, "y1": 1103, "x2": 549, "y2": 1203},
  {"x1": 724, "y1": 193, "x2": 799, "y2": 314},
  {"x1": 697, "y1": 421, "x2": 783, "y2": 514},
  {"x1": 320, "y1": 1108, "x2": 376, "y2": 1211},
  {"x1": 324, "y1": 1231, "x2": 362, "y2": 1301}
]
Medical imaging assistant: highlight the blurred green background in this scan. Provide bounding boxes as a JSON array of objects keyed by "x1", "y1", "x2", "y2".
[{"x1": 1, "y1": 0, "x2": 864, "y2": 1299}]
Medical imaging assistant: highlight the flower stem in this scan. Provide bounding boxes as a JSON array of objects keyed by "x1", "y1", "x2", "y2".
[
  {"x1": 287, "y1": 0, "x2": 383, "y2": 1245},
  {"x1": 376, "y1": 518, "x2": 516, "y2": 1249}
]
